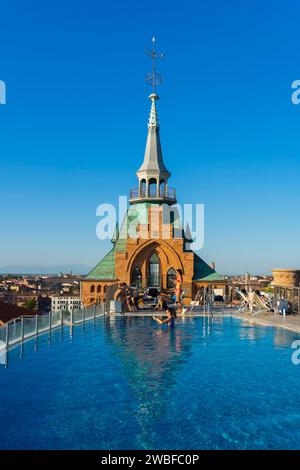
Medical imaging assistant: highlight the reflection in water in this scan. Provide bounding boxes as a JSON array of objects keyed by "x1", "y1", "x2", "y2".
[
  {"x1": 237, "y1": 320, "x2": 298, "y2": 348},
  {"x1": 103, "y1": 316, "x2": 195, "y2": 447},
  {"x1": 273, "y1": 329, "x2": 299, "y2": 348},
  {"x1": 238, "y1": 321, "x2": 267, "y2": 342},
  {"x1": 1, "y1": 315, "x2": 298, "y2": 371}
]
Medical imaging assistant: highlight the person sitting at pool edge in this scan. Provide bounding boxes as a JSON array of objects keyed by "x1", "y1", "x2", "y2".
[
  {"x1": 153, "y1": 306, "x2": 177, "y2": 326},
  {"x1": 114, "y1": 282, "x2": 127, "y2": 302},
  {"x1": 154, "y1": 293, "x2": 172, "y2": 311},
  {"x1": 114, "y1": 283, "x2": 136, "y2": 313}
]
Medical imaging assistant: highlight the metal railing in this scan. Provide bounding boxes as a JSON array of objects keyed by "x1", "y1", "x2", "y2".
[
  {"x1": 129, "y1": 187, "x2": 176, "y2": 200},
  {"x1": 0, "y1": 304, "x2": 104, "y2": 350}
]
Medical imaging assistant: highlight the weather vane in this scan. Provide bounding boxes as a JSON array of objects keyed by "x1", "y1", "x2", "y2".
[{"x1": 146, "y1": 36, "x2": 165, "y2": 93}]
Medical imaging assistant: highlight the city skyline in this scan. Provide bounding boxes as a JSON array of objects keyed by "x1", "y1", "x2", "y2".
[{"x1": 1, "y1": 0, "x2": 300, "y2": 275}]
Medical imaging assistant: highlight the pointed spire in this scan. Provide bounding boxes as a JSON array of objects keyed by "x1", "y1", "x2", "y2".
[{"x1": 136, "y1": 93, "x2": 170, "y2": 178}]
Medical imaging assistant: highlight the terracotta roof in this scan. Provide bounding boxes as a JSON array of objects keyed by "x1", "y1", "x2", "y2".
[{"x1": 0, "y1": 301, "x2": 36, "y2": 325}]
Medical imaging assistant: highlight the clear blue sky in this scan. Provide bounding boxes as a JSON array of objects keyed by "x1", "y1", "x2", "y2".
[{"x1": 0, "y1": 0, "x2": 300, "y2": 275}]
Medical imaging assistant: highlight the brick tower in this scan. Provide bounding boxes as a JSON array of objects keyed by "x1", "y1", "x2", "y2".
[{"x1": 81, "y1": 40, "x2": 225, "y2": 306}]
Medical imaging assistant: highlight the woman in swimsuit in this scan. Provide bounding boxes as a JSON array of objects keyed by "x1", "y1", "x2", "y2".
[{"x1": 173, "y1": 268, "x2": 183, "y2": 313}]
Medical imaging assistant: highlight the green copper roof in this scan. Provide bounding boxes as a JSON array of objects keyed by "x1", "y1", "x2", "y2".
[
  {"x1": 86, "y1": 248, "x2": 116, "y2": 280},
  {"x1": 85, "y1": 206, "x2": 143, "y2": 280},
  {"x1": 193, "y1": 253, "x2": 224, "y2": 282}
]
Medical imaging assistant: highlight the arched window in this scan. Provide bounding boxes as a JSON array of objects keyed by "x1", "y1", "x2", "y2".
[
  {"x1": 103, "y1": 285, "x2": 107, "y2": 293},
  {"x1": 97, "y1": 285, "x2": 101, "y2": 293},
  {"x1": 90, "y1": 285, "x2": 95, "y2": 293},
  {"x1": 159, "y1": 179, "x2": 165, "y2": 197},
  {"x1": 167, "y1": 268, "x2": 176, "y2": 288},
  {"x1": 149, "y1": 178, "x2": 158, "y2": 197},
  {"x1": 140, "y1": 179, "x2": 146, "y2": 197},
  {"x1": 148, "y1": 253, "x2": 160, "y2": 287},
  {"x1": 90, "y1": 298, "x2": 95, "y2": 304}
]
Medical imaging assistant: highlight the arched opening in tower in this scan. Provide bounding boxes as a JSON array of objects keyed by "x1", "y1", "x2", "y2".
[
  {"x1": 159, "y1": 179, "x2": 166, "y2": 198},
  {"x1": 149, "y1": 178, "x2": 158, "y2": 198},
  {"x1": 140, "y1": 179, "x2": 146, "y2": 197}
]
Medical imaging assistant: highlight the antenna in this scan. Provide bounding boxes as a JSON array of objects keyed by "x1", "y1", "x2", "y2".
[{"x1": 146, "y1": 36, "x2": 165, "y2": 93}]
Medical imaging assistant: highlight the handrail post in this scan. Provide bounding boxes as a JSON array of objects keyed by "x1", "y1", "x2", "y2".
[
  {"x1": 21, "y1": 317, "x2": 24, "y2": 341},
  {"x1": 83, "y1": 306, "x2": 86, "y2": 323},
  {"x1": 70, "y1": 309, "x2": 73, "y2": 326},
  {"x1": 93, "y1": 304, "x2": 96, "y2": 320},
  {"x1": 49, "y1": 311, "x2": 52, "y2": 332},
  {"x1": 5, "y1": 322, "x2": 9, "y2": 348},
  {"x1": 35, "y1": 314, "x2": 38, "y2": 335}
]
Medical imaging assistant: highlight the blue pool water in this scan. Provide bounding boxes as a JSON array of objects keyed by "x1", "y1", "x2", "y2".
[{"x1": 1, "y1": 315, "x2": 300, "y2": 450}]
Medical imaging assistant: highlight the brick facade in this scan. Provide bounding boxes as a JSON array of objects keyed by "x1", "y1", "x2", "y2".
[{"x1": 81, "y1": 205, "x2": 225, "y2": 306}]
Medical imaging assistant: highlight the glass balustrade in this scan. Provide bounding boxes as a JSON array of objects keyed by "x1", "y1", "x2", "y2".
[{"x1": 0, "y1": 304, "x2": 105, "y2": 350}]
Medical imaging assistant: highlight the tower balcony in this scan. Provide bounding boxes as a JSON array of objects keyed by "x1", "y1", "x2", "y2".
[{"x1": 129, "y1": 186, "x2": 177, "y2": 205}]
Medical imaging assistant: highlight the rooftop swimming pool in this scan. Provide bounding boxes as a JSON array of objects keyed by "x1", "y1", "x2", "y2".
[{"x1": 1, "y1": 315, "x2": 300, "y2": 450}]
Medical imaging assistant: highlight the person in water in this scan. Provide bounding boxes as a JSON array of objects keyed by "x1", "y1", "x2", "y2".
[{"x1": 153, "y1": 306, "x2": 177, "y2": 325}]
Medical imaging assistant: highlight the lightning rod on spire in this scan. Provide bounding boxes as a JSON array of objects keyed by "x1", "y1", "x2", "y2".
[{"x1": 146, "y1": 37, "x2": 165, "y2": 93}]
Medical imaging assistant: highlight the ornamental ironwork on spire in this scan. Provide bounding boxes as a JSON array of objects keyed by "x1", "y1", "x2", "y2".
[{"x1": 148, "y1": 93, "x2": 159, "y2": 128}]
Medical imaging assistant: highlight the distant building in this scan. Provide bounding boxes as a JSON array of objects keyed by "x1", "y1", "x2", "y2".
[
  {"x1": 51, "y1": 295, "x2": 82, "y2": 312},
  {"x1": 61, "y1": 283, "x2": 76, "y2": 294},
  {"x1": 4, "y1": 294, "x2": 39, "y2": 309}
]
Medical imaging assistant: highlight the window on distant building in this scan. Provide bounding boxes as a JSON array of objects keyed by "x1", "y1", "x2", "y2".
[
  {"x1": 97, "y1": 285, "x2": 101, "y2": 293},
  {"x1": 90, "y1": 285, "x2": 95, "y2": 293}
]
